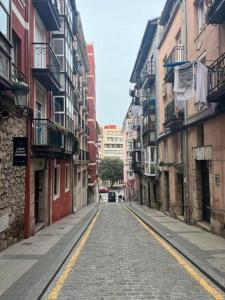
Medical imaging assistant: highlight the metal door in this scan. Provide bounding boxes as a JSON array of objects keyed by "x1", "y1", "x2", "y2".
[{"x1": 201, "y1": 161, "x2": 210, "y2": 223}]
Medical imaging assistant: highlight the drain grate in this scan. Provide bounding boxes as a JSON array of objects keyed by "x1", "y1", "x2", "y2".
[{"x1": 22, "y1": 242, "x2": 32, "y2": 245}]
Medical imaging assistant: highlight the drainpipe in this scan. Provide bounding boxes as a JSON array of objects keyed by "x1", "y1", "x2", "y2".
[
  {"x1": 24, "y1": 0, "x2": 31, "y2": 238},
  {"x1": 182, "y1": 0, "x2": 190, "y2": 224}
]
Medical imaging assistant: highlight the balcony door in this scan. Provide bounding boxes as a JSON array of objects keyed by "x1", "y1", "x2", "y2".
[
  {"x1": 35, "y1": 83, "x2": 46, "y2": 145},
  {"x1": 34, "y1": 13, "x2": 46, "y2": 69}
]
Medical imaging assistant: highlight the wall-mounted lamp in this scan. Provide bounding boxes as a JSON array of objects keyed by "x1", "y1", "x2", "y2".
[{"x1": 1, "y1": 81, "x2": 32, "y2": 116}]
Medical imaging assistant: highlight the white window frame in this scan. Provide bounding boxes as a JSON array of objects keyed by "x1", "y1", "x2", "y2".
[
  {"x1": 53, "y1": 96, "x2": 65, "y2": 126},
  {"x1": 65, "y1": 164, "x2": 70, "y2": 192},
  {"x1": 53, "y1": 38, "x2": 64, "y2": 71},
  {"x1": 144, "y1": 146, "x2": 157, "y2": 176},
  {"x1": 53, "y1": 164, "x2": 61, "y2": 200}
]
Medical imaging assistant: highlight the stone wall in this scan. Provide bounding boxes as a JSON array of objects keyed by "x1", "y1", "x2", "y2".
[{"x1": 0, "y1": 105, "x2": 26, "y2": 251}]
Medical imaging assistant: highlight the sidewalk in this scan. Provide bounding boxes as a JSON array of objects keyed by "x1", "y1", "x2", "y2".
[
  {"x1": 126, "y1": 202, "x2": 225, "y2": 292},
  {"x1": 0, "y1": 203, "x2": 99, "y2": 300}
]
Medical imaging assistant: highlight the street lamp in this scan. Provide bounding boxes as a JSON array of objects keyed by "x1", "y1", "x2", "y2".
[{"x1": 13, "y1": 81, "x2": 30, "y2": 111}]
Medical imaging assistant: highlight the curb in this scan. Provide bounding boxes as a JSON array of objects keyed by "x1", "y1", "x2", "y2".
[
  {"x1": 37, "y1": 205, "x2": 100, "y2": 300},
  {"x1": 125, "y1": 204, "x2": 225, "y2": 293}
]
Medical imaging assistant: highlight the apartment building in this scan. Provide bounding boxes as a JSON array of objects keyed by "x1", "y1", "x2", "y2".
[
  {"x1": 126, "y1": 0, "x2": 225, "y2": 238},
  {"x1": 157, "y1": 0, "x2": 186, "y2": 217},
  {"x1": 0, "y1": 0, "x2": 91, "y2": 250},
  {"x1": 72, "y1": 12, "x2": 89, "y2": 211},
  {"x1": 87, "y1": 44, "x2": 98, "y2": 204},
  {"x1": 129, "y1": 18, "x2": 161, "y2": 207},
  {"x1": 122, "y1": 101, "x2": 141, "y2": 202},
  {"x1": 0, "y1": 0, "x2": 28, "y2": 248},
  {"x1": 157, "y1": 0, "x2": 225, "y2": 236},
  {"x1": 101, "y1": 125, "x2": 124, "y2": 160}
]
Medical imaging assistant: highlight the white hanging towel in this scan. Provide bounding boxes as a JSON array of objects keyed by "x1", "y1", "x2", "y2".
[
  {"x1": 196, "y1": 61, "x2": 208, "y2": 109},
  {"x1": 174, "y1": 62, "x2": 195, "y2": 102}
]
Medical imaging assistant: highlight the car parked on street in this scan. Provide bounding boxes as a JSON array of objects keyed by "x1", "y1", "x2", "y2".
[{"x1": 108, "y1": 192, "x2": 116, "y2": 202}]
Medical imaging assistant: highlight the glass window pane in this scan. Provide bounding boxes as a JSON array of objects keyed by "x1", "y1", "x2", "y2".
[
  {"x1": 53, "y1": 39, "x2": 64, "y2": 55},
  {"x1": 54, "y1": 97, "x2": 64, "y2": 112},
  {"x1": 1, "y1": 0, "x2": 9, "y2": 11},
  {"x1": 0, "y1": 7, "x2": 8, "y2": 38}
]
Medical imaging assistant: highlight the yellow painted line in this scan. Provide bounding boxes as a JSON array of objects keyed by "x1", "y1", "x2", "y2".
[
  {"x1": 47, "y1": 210, "x2": 100, "y2": 300},
  {"x1": 124, "y1": 206, "x2": 224, "y2": 300}
]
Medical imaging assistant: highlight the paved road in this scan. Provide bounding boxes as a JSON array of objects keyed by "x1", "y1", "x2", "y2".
[{"x1": 43, "y1": 203, "x2": 224, "y2": 300}]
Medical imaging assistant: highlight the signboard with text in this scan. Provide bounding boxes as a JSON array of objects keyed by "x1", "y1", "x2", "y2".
[{"x1": 13, "y1": 137, "x2": 28, "y2": 166}]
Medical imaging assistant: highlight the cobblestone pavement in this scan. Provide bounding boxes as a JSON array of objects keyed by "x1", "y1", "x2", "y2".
[{"x1": 44, "y1": 203, "x2": 224, "y2": 300}]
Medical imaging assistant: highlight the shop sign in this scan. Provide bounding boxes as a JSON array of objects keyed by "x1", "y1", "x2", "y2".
[
  {"x1": 13, "y1": 137, "x2": 28, "y2": 166},
  {"x1": 192, "y1": 146, "x2": 212, "y2": 160}
]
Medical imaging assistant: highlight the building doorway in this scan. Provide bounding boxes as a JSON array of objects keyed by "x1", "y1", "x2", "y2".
[
  {"x1": 201, "y1": 161, "x2": 210, "y2": 223},
  {"x1": 177, "y1": 173, "x2": 184, "y2": 216},
  {"x1": 34, "y1": 171, "x2": 45, "y2": 225},
  {"x1": 164, "y1": 171, "x2": 170, "y2": 212}
]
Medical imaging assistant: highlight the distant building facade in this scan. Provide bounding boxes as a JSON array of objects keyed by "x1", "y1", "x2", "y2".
[{"x1": 101, "y1": 125, "x2": 124, "y2": 160}]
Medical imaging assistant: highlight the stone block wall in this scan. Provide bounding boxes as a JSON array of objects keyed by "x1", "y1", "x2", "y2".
[{"x1": 0, "y1": 107, "x2": 26, "y2": 251}]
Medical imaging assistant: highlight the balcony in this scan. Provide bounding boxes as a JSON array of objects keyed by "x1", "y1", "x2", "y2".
[
  {"x1": 33, "y1": 0, "x2": 60, "y2": 31},
  {"x1": 132, "y1": 151, "x2": 141, "y2": 174},
  {"x1": 207, "y1": 0, "x2": 225, "y2": 24},
  {"x1": 11, "y1": 64, "x2": 27, "y2": 84},
  {"x1": 32, "y1": 43, "x2": 60, "y2": 91},
  {"x1": 208, "y1": 51, "x2": 225, "y2": 103},
  {"x1": 164, "y1": 46, "x2": 185, "y2": 83},
  {"x1": 164, "y1": 101, "x2": 184, "y2": 129},
  {"x1": 141, "y1": 61, "x2": 155, "y2": 88},
  {"x1": 33, "y1": 119, "x2": 77, "y2": 157},
  {"x1": 143, "y1": 122, "x2": 156, "y2": 135},
  {"x1": 0, "y1": 33, "x2": 12, "y2": 89},
  {"x1": 32, "y1": 119, "x2": 65, "y2": 157},
  {"x1": 143, "y1": 98, "x2": 156, "y2": 115},
  {"x1": 73, "y1": 49, "x2": 81, "y2": 75},
  {"x1": 133, "y1": 139, "x2": 141, "y2": 151}
]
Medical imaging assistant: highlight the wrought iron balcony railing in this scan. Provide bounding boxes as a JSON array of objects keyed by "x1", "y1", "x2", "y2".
[
  {"x1": 208, "y1": 51, "x2": 225, "y2": 103},
  {"x1": 164, "y1": 46, "x2": 185, "y2": 82},
  {"x1": 143, "y1": 98, "x2": 156, "y2": 115},
  {"x1": 141, "y1": 61, "x2": 155, "y2": 87},
  {"x1": 11, "y1": 64, "x2": 27, "y2": 84},
  {"x1": 164, "y1": 101, "x2": 184, "y2": 128},
  {"x1": 33, "y1": 119, "x2": 64, "y2": 149},
  {"x1": 32, "y1": 43, "x2": 60, "y2": 90}
]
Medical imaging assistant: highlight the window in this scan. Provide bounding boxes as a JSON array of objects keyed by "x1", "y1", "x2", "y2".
[
  {"x1": 0, "y1": 0, "x2": 10, "y2": 39},
  {"x1": 53, "y1": 165, "x2": 60, "y2": 199},
  {"x1": 65, "y1": 164, "x2": 70, "y2": 191},
  {"x1": 144, "y1": 146, "x2": 157, "y2": 176},
  {"x1": 53, "y1": 96, "x2": 65, "y2": 126},
  {"x1": 128, "y1": 141, "x2": 133, "y2": 151},
  {"x1": 197, "y1": 0, "x2": 205, "y2": 32},
  {"x1": 53, "y1": 38, "x2": 64, "y2": 71}
]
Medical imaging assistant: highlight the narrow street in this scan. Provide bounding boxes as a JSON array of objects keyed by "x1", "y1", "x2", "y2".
[{"x1": 43, "y1": 204, "x2": 224, "y2": 300}]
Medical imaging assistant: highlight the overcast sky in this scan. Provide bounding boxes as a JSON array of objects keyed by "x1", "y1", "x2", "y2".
[{"x1": 76, "y1": 1, "x2": 165, "y2": 127}]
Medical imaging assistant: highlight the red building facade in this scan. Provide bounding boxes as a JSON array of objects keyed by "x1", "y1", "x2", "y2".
[
  {"x1": 0, "y1": 0, "x2": 90, "y2": 250},
  {"x1": 87, "y1": 44, "x2": 98, "y2": 203}
]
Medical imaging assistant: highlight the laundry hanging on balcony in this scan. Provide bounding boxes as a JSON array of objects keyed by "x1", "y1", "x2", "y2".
[
  {"x1": 195, "y1": 61, "x2": 208, "y2": 110},
  {"x1": 173, "y1": 62, "x2": 195, "y2": 108},
  {"x1": 173, "y1": 61, "x2": 208, "y2": 110}
]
